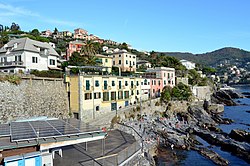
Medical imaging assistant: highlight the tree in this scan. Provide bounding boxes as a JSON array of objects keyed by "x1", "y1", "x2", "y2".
[
  {"x1": 160, "y1": 83, "x2": 192, "y2": 102},
  {"x1": 30, "y1": 29, "x2": 40, "y2": 36},
  {"x1": 0, "y1": 24, "x2": 3, "y2": 32},
  {"x1": 10, "y1": 22, "x2": 20, "y2": 31},
  {"x1": 53, "y1": 27, "x2": 59, "y2": 34},
  {"x1": 119, "y1": 42, "x2": 129, "y2": 50},
  {"x1": 202, "y1": 67, "x2": 217, "y2": 75},
  {"x1": 68, "y1": 52, "x2": 86, "y2": 66},
  {"x1": 81, "y1": 40, "x2": 97, "y2": 57}
]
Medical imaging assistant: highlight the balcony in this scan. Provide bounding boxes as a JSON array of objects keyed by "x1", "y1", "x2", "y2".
[{"x1": 0, "y1": 61, "x2": 24, "y2": 67}]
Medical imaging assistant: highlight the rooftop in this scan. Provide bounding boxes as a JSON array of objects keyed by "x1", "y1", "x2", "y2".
[{"x1": 0, "y1": 37, "x2": 59, "y2": 56}]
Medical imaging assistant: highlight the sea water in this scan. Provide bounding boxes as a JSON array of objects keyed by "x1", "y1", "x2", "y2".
[{"x1": 158, "y1": 85, "x2": 250, "y2": 166}]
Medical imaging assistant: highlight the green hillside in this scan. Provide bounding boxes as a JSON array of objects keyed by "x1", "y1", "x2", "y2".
[{"x1": 162, "y1": 47, "x2": 250, "y2": 66}]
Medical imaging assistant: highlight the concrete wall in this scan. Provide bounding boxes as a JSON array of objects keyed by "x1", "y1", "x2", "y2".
[
  {"x1": 192, "y1": 86, "x2": 212, "y2": 101},
  {"x1": 0, "y1": 77, "x2": 69, "y2": 123}
]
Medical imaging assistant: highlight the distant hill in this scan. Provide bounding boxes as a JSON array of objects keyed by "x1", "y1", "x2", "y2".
[{"x1": 162, "y1": 47, "x2": 250, "y2": 66}]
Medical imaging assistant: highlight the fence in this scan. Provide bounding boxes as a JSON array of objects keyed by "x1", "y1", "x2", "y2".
[{"x1": 80, "y1": 141, "x2": 141, "y2": 166}]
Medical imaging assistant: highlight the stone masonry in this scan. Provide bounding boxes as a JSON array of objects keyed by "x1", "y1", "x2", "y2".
[{"x1": 0, "y1": 77, "x2": 69, "y2": 123}]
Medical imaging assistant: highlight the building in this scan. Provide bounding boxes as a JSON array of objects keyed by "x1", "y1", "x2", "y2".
[
  {"x1": 74, "y1": 28, "x2": 88, "y2": 40},
  {"x1": 111, "y1": 49, "x2": 137, "y2": 72},
  {"x1": 40, "y1": 30, "x2": 52, "y2": 37},
  {"x1": 0, "y1": 118, "x2": 107, "y2": 166},
  {"x1": 180, "y1": 59, "x2": 196, "y2": 70},
  {"x1": 136, "y1": 60, "x2": 152, "y2": 69},
  {"x1": 68, "y1": 74, "x2": 142, "y2": 120},
  {"x1": 66, "y1": 40, "x2": 85, "y2": 59},
  {"x1": 95, "y1": 54, "x2": 113, "y2": 73},
  {"x1": 0, "y1": 37, "x2": 60, "y2": 73},
  {"x1": 145, "y1": 67, "x2": 175, "y2": 88},
  {"x1": 61, "y1": 31, "x2": 73, "y2": 38}
]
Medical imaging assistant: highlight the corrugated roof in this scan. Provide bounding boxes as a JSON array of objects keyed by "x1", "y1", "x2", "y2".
[{"x1": 0, "y1": 37, "x2": 59, "y2": 56}]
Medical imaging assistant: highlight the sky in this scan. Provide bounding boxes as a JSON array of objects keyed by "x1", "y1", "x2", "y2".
[{"x1": 1, "y1": 0, "x2": 250, "y2": 54}]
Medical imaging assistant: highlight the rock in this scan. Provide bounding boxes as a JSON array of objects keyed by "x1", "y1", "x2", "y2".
[
  {"x1": 208, "y1": 104, "x2": 224, "y2": 114},
  {"x1": 229, "y1": 129, "x2": 250, "y2": 143},
  {"x1": 197, "y1": 147, "x2": 229, "y2": 166},
  {"x1": 194, "y1": 128, "x2": 250, "y2": 164},
  {"x1": 211, "y1": 90, "x2": 237, "y2": 106},
  {"x1": 224, "y1": 89, "x2": 244, "y2": 99}
]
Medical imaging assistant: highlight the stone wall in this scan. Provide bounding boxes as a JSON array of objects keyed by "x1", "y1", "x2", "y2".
[{"x1": 0, "y1": 77, "x2": 69, "y2": 123}]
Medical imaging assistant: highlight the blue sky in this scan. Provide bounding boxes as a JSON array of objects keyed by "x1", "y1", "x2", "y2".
[{"x1": 1, "y1": 0, "x2": 250, "y2": 53}]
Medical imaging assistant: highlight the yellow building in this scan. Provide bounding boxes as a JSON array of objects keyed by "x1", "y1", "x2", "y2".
[
  {"x1": 95, "y1": 54, "x2": 113, "y2": 73},
  {"x1": 111, "y1": 50, "x2": 137, "y2": 72},
  {"x1": 68, "y1": 74, "x2": 142, "y2": 120}
]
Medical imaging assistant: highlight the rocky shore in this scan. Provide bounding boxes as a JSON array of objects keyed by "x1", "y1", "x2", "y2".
[{"x1": 114, "y1": 89, "x2": 250, "y2": 165}]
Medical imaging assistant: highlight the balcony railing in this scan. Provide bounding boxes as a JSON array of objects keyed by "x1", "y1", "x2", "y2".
[{"x1": 0, "y1": 61, "x2": 24, "y2": 67}]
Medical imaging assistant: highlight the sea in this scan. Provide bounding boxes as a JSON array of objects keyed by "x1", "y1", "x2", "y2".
[{"x1": 158, "y1": 85, "x2": 250, "y2": 166}]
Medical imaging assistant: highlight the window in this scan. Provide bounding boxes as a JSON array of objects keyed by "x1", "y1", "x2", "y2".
[
  {"x1": 95, "y1": 80, "x2": 99, "y2": 87},
  {"x1": 168, "y1": 73, "x2": 170, "y2": 79},
  {"x1": 133, "y1": 61, "x2": 135, "y2": 65},
  {"x1": 126, "y1": 55, "x2": 128, "y2": 57},
  {"x1": 118, "y1": 91, "x2": 123, "y2": 99},
  {"x1": 112, "y1": 80, "x2": 115, "y2": 86},
  {"x1": 129, "y1": 56, "x2": 131, "y2": 58},
  {"x1": 49, "y1": 59, "x2": 55, "y2": 65},
  {"x1": 131, "y1": 90, "x2": 134, "y2": 95},
  {"x1": 151, "y1": 80, "x2": 153, "y2": 85},
  {"x1": 131, "y1": 81, "x2": 134, "y2": 88},
  {"x1": 15, "y1": 55, "x2": 21, "y2": 62},
  {"x1": 141, "y1": 82, "x2": 143, "y2": 85},
  {"x1": 94, "y1": 92, "x2": 101, "y2": 99},
  {"x1": 96, "y1": 106, "x2": 100, "y2": 111},
  {"x1": 164, "y1": 80, "x2": 166, "y2": 85},
  {"x1": 85, "y1": 93, "x2": 92, "y2": 100},
  {"x1": 137, "y1": 90, "x2": 139, "y2": 95},
  {"x1": 124, "y1": 91, "x2": 129, "y2": 99},
  {"x1": 119, "y1": 60, "x2": 121, "y2": 64},
  {"x1": 86, "y1": 80, "x2": 90, "y2": 90},
  {"x1": 105, "y1": 59, "x2": 108, "y2": 63},
  {"x1": 103, "y1": 92, "x2": 109, "y2": 101},
  {"x1": 119, "y1": 54, "x2": 121, "y2": 57},
  {"x1": 32, "y1": 57, "x2": 38, "y2": 63},
  {"x1": 126, "y1": 60, "x2": 128, "y2": 64},
  {"x1": 104, "y1": 80, "x2": 108, "y2": 90},
  {"x1": 154, "y1": 80, "x2": 156, "y2": 85},
  {"x1": 158, "y1": 80, "x2": 161, "y2": 86},
  {"x1": 164, "y1": 73, "x2": 166, "y2": 77},
  {"x1": 144, "y1": 79, "x2": 147, "y2": 85},
  {"x1": 171, "y1": 73, "x2": 173, "y2": 78},
  {"x1": 111, "y1": 92, "x2": 116, "y2": 100},
  {"x1": 130, "y1": 61, "x2": 132, "y2": 66},
  {"x1": 125, "y1": 81, "x2": 128, "y2": 86},
  {"x1": 119, "y1": 81, "x2": 122, "y2": 89},
  {"x1": 136, "y1": 81, "x2": 139, "y2": 86},
  {"x1": 113, "y1": 61, "x2": 115, "y2": 65},
  {"x1": 153, "y1": 89, "x2": 155, "y2": 93}
]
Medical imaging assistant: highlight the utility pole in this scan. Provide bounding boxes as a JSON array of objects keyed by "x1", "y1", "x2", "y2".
[{"x1": 78, "y1": 73, "x2": 83, "y2": 120}]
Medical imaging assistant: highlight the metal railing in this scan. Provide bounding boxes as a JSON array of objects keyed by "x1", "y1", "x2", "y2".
[
  {"x1": 81, "y1": 141, "x2": 141, "y2": 166},
  {"x1": 0, "y1": 61, "x2": 23, "y2": 66}
]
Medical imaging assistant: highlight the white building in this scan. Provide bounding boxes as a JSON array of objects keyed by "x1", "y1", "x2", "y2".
[
  {"x1": 111, "y1": 49, "x2": 137, "y2": 72},
  {"x1": 180, "y1": 59, "x2": 196, "y2": 70},
  {"x1": 0, "y1": 37, "x2": 60, "y2": 73}
]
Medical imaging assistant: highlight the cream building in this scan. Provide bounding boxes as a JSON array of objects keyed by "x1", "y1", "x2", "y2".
[
  {"x1": 68, "y1": 74, "x2": 142, "y2": 120},
  {"x1": 111, "y1": 49, "x2": 137, "y2": 72},
  {"x1": 95, "y1": 54, "x2": 113, "y2": 73}
]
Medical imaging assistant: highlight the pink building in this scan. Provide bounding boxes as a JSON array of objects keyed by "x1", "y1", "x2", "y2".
[
  {"x1": 149, "y1": 78, "x2": 163, "y2": 98},
  {"x1": 74, "y1": 28, "x2": 88, "y2": 39},
  {"x1": 66, "y1": 40, "x2": 85, "y2": 59},
  {"x1": 40, "y1": 30, "x2": 52, "y2": 37},
  {"x1": 145, "y1": 67, "x2": 175, "y2": 87}
]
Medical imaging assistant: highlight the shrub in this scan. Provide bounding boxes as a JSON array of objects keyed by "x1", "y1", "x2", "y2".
[
  {"x1": 30, "y1": 70, "x2": 63, "y2": 78},
  {"x1": 0, "y1": 75, "x2": 21, "y2": 85}
]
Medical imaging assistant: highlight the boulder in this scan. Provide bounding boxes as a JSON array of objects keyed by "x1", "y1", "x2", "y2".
[
  {"x1": 211, "y1": 90, "x2": 237, "y2": 106},
  {"x1": 224, "y1": 90, "x2": 244, "y2": 99},
  {"x1": 229, "y1": 129, "x2": 250, "y2": 143}
]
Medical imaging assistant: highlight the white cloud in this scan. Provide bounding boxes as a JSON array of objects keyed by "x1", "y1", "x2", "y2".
[
  {"x1": 0, "y1": 3, "x2": 84, "y2": 29},
  {"x1": 0, "y1": 3, "x2": 39, "y2": 17}
]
